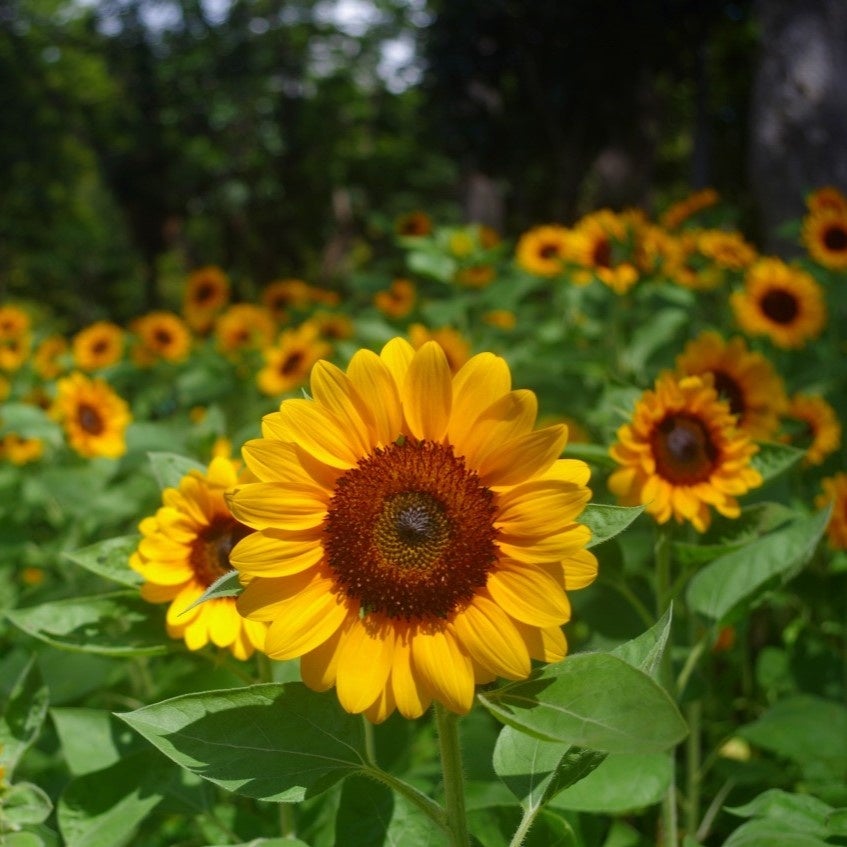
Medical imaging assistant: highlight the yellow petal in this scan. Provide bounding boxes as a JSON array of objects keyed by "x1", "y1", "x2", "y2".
[
  {"x1": 512, "y1": 620, "x2": 568, "y2": 663},
  {"x1": 274, "y1": 399, "x2": 359, "y2": 469},
  {"x1": 310, "y1": 360, "x2": 377, "y2": 456},
  {"x1": 335, "y1": 616, "x2": 396, "y2": 714},
  {"x1": 301, "y1": 615, "x2": 354, "y2": 692},
  {"x1": 486, "y1": 562, "x2": 571, "y2": 627},
  {"x1": 183, "y1": 614, "x2": 209, "y2": 651},
  {"x1": 165, "y1": 583, "x2": 203, "y2": 626},
  {"x1": 411, "y1": 626, "x2": 475, "y2": 714},
  {"x1": 379, "y1": 337, "x2": 415, "y2": 392},
  {"x1": 496, "y1": 483, "x2": 590, "y2": 537},
  {"x1": 540, "y1": 458, "x2": 592, "y2": 487},
  {"x1": 229, "y1": 531, "x2": 324, "y2": 577},
  {"x1": 452, "y1": 593, "x2": 531, "y2": 680},
  {"x1": 346, "y1": 349, "x2": 404, "y2": 446},
  {"x1": 242, "y1": 439, "x2": 338, "y2": 491},
  {"x1": 497, "y1": 523, "x2": 592, "y2": 563},
  {"x1": 457, "y1": 390, "x2": 538, "y2": 467},
  {"x1": 362, "y1": 683, "x2": 396, "y2": 724},
  {"x1": 207, "y1": 599, "x2": 239, "y2": 648},
  {"x1": 448, "y1": 353, "x2": 512, "y2": 448},
  {"x1": 402, "y1": 341, "x2": 452, "y2": 442},
  {"x1": 390, "y1": 626, "x2": 431, "y2": 719},
  {"x1": 479, "y1": 425, "x2": 568, "y2": 487},
  {"x1": 226, "y1": 482, "x2": 327, "y2": 531}
]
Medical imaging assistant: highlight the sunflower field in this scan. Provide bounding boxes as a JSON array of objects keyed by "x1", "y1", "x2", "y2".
[{"x1": 1, "y1": 187, "x2": 847, "y2": 847}]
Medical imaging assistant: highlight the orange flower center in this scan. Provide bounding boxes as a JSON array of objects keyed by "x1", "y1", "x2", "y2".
[
  {"x1": 194, "y1": 282, "x2": 216, "y2": 304},
  {"x1": 711, "y1": 371, "x2": 745, "y2": 418},
  {"x1": 77, "y1": 403, "x2": 104, "y2": 435},
  {"x1": 154, "y1": 328, "x2": 174, "y2": 347},
  {"x1": 538, "y1": 242, "x2": 559, "y2": 260},
  {"x1": 324, "y1": 440, "x2": 499, "y2": 620},
  {"x1": 190, "y1": 515, "x2": 251, "y2": 586},
  {"x1": 652, "y1": 413, "x2": 718, "y2": 485},
  {"x1": 592, "y1": 238, "x2": 612, "y2": 268},
  {"x1": 760, "y1": 288, "x2": 799, "y2": 324},
  {"x1": 823, "y1": 224, "x2": 847, "y2": 252},
  {"x1": 279, "y1": 351, "x2": 305, "y2": 376}
]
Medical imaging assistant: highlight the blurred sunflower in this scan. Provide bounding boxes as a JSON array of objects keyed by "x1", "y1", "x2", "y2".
[
  {"x1": 0, "y1": 305, "x2": 31, "y2": 372},
  {"x1": 257, "y1": 322, "x2": 331, "y2": 396},
  {"x1": 455, "y1": 263, "x2": 496, "y2": 288},
  {"x1": 408, "y1": 324, "x2": 471, "y2": 373},
  {"x1": 183, "y1": 266, "x2": 230, "y2": 333},
  {"x1": 53, "y1": 372, "x2": 132, "y2": 459},
  {"x1": 311, "y1": 311, "x2": 354, "y2": 342},
  {"x1": 131, "y1": 311, "x2": 192, "y2": 365},
  {"x1": 483, "y1": 309, "x2": 516, "y2": 330},
  {"x1": 663, "y1": 232, "x2": 724, "y2": 291},
  {"x1": 395, "y1": 210, "x2": 432, "y2": 237},
  {"x1": 806, "y1": 186, "x2": 847, "y2": 214},
  {"x1": 215, "y1": 304, "x2": 276, "y2": 356},
  {"x1": 731, "y1": 258, "x2": 826, "y2": 349},
  {"x1": 33, "y1": 335, "x2": 69, "y2": 380},
  {"x1": 696, "y1": 229, "x2": 757, "y2": 271},
  {"x1": 0, "y1": 433, "x2": 44, "y2": 465},
  {"x1": 226, "y1": 339, "x2": 596, "y2": 721},
  {"x1": 675, "y1": 331, "x2": 787, "y2": 440},
  {"x1": 72, "y1": 321, "x2": 125, "y2": 371},
  {"x1": 568, "y1": 209, "x2": 642, "y2": 294},
  {"x1": 816, "y1": 473, "x2": 847, "y2": 549},
  {"x1": 782, "y1": 394, "x2": 841, "y2": 466},
  {"x1": 660, "y1": 188, "x2": 719, "y2": 230},
  {"x1": 261, "y1": 279, "x2": 312, "y2": 322},
  {"x1": 609, "y1": 372, "x2": 762, "y2": 532},
  {"x1": 802, "y1": 207, "x2": 847, "y2": 270},
  {"x1": 131, "y1": 456, "x2": 267, "y2": 659},
  {"x1": 374, "y1": 278, "x2": 417, "y2": 319},
  {"x1": 515, "y1": 225, "x2": 571, "y2": 277}
]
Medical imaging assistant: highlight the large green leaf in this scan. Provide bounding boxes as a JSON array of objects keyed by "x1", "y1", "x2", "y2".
[
  {"x1": 6, "y1": 592, "x2": 169, "y2": 657},
  {"x1": 1, "y1": 782, "x2": 53, "y2": 827},
  {"x1": 750, "y1": 441, "x2": 806, "y2": 484},
  {"x1": 610, "y1": 605, "x2": 672, "y2": 680},
  {"x1": 0, "y1": 657, "x2": 49, "y2": 776},
  {"x1": 479, "y1": 653, "x2": 687, "y2": 754},
  {"x1": 63, "y1": 536, "x2": 143, "y2": 588},
  {"x1": 727, "y1": 790, "x2": 834, "y2": 839},
  {"x1": 50, "y1": 708, "x2": 145, "y2": 776},
  {"x1": 57, "y1": 749, "x2": 174, "y2": 847},
  {"x1": 686, "y1": 508, "x2": 831, "y2": 623},
  {"x1": 118, "y1": 682, "x2": 368, "y2": 802},
  {"x1": 582, "y1": 504, "x2": 644, "y2": 548},
  {"x1": 146, "y1": 452, "x2": 206, "y2": 491}
]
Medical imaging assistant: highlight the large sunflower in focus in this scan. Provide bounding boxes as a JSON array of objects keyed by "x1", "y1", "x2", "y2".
[
  {"x1": 675, "y1": 331, "x2": 787, "y2": 440},
  {"x1": 731, "y1": 258, "x2": 826, "y2": 349},
  {"x1": 227, "y1": 339, "x2": 596, "y2": 721},
  {"x1": 53, "y1": 372, "x2": 132, "y2": 459},
  {"x1": 131, "y1": 457, "x2": 267, "y2": 659},
  {"x1": 609, "y1": 373, "x2": 762, "y2": 532}
]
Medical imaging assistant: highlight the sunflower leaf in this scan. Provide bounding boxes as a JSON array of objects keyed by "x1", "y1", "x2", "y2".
[
  {"x1": 117, "y1": 682, "x2": 368, "y2": 803},
  {"x1": 147, "y1": 452, "x2": 206, "y2": 490},
  {"x1": 0, "y1": 657, "x2": 49, "y2": 778},
  {"x1": 751, "y1": 441, "x2": 806, "y2": 484},
  {"x1": 611, "y1": 604, "x2": 672, "y2": 680},
  {"x1": 479, "y1": 653, "x2": 687, "y2": 754},
  {"x1": 686, "y1": 506, "x2": 831, "y2": 623},
  {"x1": 1, "y1": 782, "x2": 53, "y2": 827},
  {"x1": 63, "y1": 535, "x2": 143, "y2": 588},
  {"x1": 582, "y1": 503, "x2": 644, "y2": 548},
  {"x1": 178, "y1": 569, "x2": 242, "y2": 615}
]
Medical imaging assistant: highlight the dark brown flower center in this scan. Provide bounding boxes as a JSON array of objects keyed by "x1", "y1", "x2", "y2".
[
  {"x1": 592, "y1": 238, "x2": 612, "y2": 268},
  {"x1": 190, "y1": 515, "x2": 251, "y2": 586},
  {"x1": 760, "y1": 288, "x2": 799, "y2": 324},
  {"x1": 711, "y1": 370, "x2": 745, "y2": 418},
  {"x1": 92, "y1": 338, "x2": 110, "y2": 355},
  {"x1": 324, "y1": 440, "x2": 499, "y2": 620},
  {"x1": 78, "y1": 403, "x2": 104, "y2": 435},
  {"x1": 280, "y1": 351, "x2": 305, "y2": 376},
  {"x1": 538, "y1": 242, "x2": 559, "y2": 260},
  {"x1": 154, "y1": 328, "x2": 173, "y2": 346},
  {"x1": 823, "y1": 224, "x2": 847, "y2": 252},
  {"x1": 652, "y1": 413, "x2": 718, "y2": 485},
  {"x1": 194, "y1": 282, "x2": 216, "y2": 304}
]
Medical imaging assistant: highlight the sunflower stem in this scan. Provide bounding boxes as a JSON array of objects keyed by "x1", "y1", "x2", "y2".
[
  {"x1": 361, "y1": 765, "x2": 449, "y2": 833},
  {"x1": 434, "y1": 702, "x2": 471, "y2": 847}
]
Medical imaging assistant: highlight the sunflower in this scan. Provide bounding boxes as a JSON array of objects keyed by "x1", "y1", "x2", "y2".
[
  {"x1": 802, "y1": 207, "x2": 847, "y2": 270},
  {"x1": 568, "y1": 209, "x2": 643, "y2": 294},
  {"x1": 52, "y1": 372, "x2": 132, "y2": 459},
  {"x1": 226, "y1": 339, "x2": 596, "y2": 721},
  {"x1": 816, "y1": 473, "x2": 847, "y2": 550},
  {"x1": 609, "y1": 372, "x2": 762, "y2": 532},
  {"x1": 806, "y1": 186, "x2": 847, "y2": 214},
  {"x1": 782, "y1": 394, "x2": 842, "y2": 466},
  {"x1": 183, "y1": 266, "x2": 230, "y2": 333},
  {"x1": 0, "y1": 433, "x2": 44, "y2": 465},
  {"x1": 731, "y1": 258, "x2": 826, "y2": 349},
  {"x1": 374, "y1": 278, "x2": 416, "y2": 319},
  {"x1": 72, "y1": 321, "x2": 125, "y2": 371},
  {"x1": 455, "y1": 263, "x2": 496, "y2": 288},
  {"x1": 660, "y1": 188, "x2": 719, "y2": 230},
  {"x1": 215, "y1": 304, "x2": 276, "y2": 356},
  {"x1": 663, "y1": 233, "x2": 724, "y2": 291},
  {"x1": 261, "y1": 279, "x2": 312, "y2": 322},
  {"x1": 131, "y1": 456, "x2": 267, "y2": 659},
  {"x1": 483, "y1": 309, "x2": 516, "y2": 330},
  {"x1": 395, "y1": 211, "x2": 433, "y2": 238},
  {"x1": 0, "y1": 305, "x2": 31, "y2": 372},
  {"x1": 131, "y1": 311, "x2": 192, "y2": 365},
  {"x1": 515, "y1": 225, "x2": 571, "y2": 277},
  {"x1": 311, "y1": 311, "x2": 355, "y2": 341},
  {"x1": 33, "y1": 335, "x2": 69, "y2": 379},
  {"x1": 0, "y1": 305, "x2": 30, "y2": 338},
  {"x1": 696, "y1": 229, "x2": 757, "y2": 270},
  {"x1": 675, "y1": 331, "x2": 787, "y2": 440},
  {"x1": 408, "y1": 324, "x2": 471, "y2": 374},
  {"x1": 256, "y1": 322, "x2": 332, "y2": 397}
]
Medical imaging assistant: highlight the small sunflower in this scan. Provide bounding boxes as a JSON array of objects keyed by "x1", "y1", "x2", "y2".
[
  {"x1": 816, "y1": 473, "x2": 847, "y2": 550},
  {"x1": 184, "y1": 266, "x2": 230, "y2": 333},
  {"x1": 131, "y1": 311, "x2": 192, "y2": 365},
  {"x1": 226, "y1": 339, "x2": 596, "y2": 721},
  {"x1": 33, "y1": 335, "x2": 69, "y2": 379},
  {"x1": 609, "y1": 373, "x2": 762, "y2": 532},
  {"x1": 664, "y1": 233, "x2": 724, "y2": 291},
  {"x1": 731, "y1": 258, "x2": 826, "y2": 349},
  {"x1": 311, "y1": 311, "x2": 354, "y2": 342},
  {"x1": 483, "y1": 309, "x2": 516, "y2": 330},
  {"x1": 660, "y1": 188, "x2": 719, "y2": 231},
  {"x1": 806, "y1": 186, "x2": 847, "y2": 214},
  {"x1": 215, "y1": 304, "x2": 276, "y2": 356},
  {"x1": 455, "y1": 263, "x2": 496, "y2": 288},
  {"x1": 408, "y1": 324, "x2": 471, "y2": 374},
  {"x1": 374, "y1": 278, "x2": 416, "y2": 319},
  {"x1": 72, "y1": 321, "x2": 125, "y2": 371},
  {"x1": 515, "y1": 225, "x2": 572, "y2": 277},
  {"x1": 131, "y1": 456, "x2": 267, "y2": 659},
  {"x1": 0, "y1": 305, "x2": 30, "y2": 338},
  {"x1": 257, "y1": 322, "x2": 331, "y2": 397},
  {"x1": 0, "y1": 433, "x2": 44, "y2": 465},
  {"x1": 675, "y1": 331, "x2": 787, "y2": 440},
  {"x1": 0, "y1": 306, "x2": 31, "y2": 372},
  {"x1": 395, "y1": 211, "x2": 433, "y2": 238},
  {"x1": 696, "y1": 229, "x2": 757, "y2": 271},
  {"x1": 568, "y1": 209, "x2": 643, "y2": 294},
  {"x1": 802, "y1": 207, "x2": 847, "y2": 270},
  {"x1": 53, "y1": 372, "x2": 132, "y2": 459},
  {"x1": 782, "y1": 394, "x2": 842, "y2": 466},
  {"x1": 261, "y1": 279, "x2": 312, "y2": 322}
]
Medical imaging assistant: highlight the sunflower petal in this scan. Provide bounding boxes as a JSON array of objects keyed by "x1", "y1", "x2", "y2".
[
  {"x1": 486, "y1": 562, "x2": 571, "y2": 627},
  {"x1": 310, "y1": 360, "x2": 376, "y2": 455},
  {"x1": 226, "y1": 481, "x2": 327, "y2": 531},
  {"x1": 346, "y1": 349, "x2": 404, "y2": 446},
  {"x1": 229, "y1": 531, "x2": 324, "y2": 577},
  {"x1": 335, "y1": 616, "x2": 395, "y2": 714},
  {"x1": 410, "y1": 626, "x2": 475, "y2": 714},
  {"x1": 448, "y1": 353, "x2": 512, "y2": 448},
  {"x1": 402, "y1": 342, "x2": 452, "y2": 441},
  {"x1": 479, "y1": 425, "x2": 568, "y2": 487}
]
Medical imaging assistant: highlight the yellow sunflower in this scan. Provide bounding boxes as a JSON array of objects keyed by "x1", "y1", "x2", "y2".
[
  {"x1": 257, "y1": 322, "x2": 332, "y2": 397},
  {"x1": 455, "y1": 263, "x2": 496, "y2": 288},
  {"x1": 483, "y1": 309, "x2": 516, "y2": 330},
  {"x1": 52, "y1": 372, "x2": 132, "y2": 459},
  {"x1": 515, "y1": 225, "x2": 572, "y2": 277},
  {"x1": 131, "y1": 456, "x2": 267, "y2": 659},
  {"x1": 72, "y1": 321, "x2": 125, "y2": 371},
  {"x1": 802, "y1": 207, "x2": 847, "y2": 270},
  {"x1": 226, "y1": 339, "x2": 596, "y2": 721},
  {"x1": 675, "y1": 331, "x2": 787, "y2": 440},
  {"x1": 696, "y1": 229, "x2": 757, "y2": 270},
  {"x1": 311, "y1": 311, "x2": 354, "y2": 342},
  {"x1": 395, "y1": 211, "x2": 433, "y2": 238},
  {"x1": 663, "y1": 233, "x2": 724, "y2": 291},
  {"x1": 183, "y1": 266, "x2": 231, "y2": 333},
  {"x1": 131, "y1": 311, "x2": 192, "y2": 365},
  {"x1": 782, "y1": 394, "x2": 842, "y2": 466},
  {"x1": 816, "y1": 473, "x2": 847, "y2": 550},
  {"x1": 261, "y1": 279, "x2": 312, "y2": 322},
  {"x1": 806, "y1": 186, "x2": 847, "y2": 214},
  {"x1": 660, "y1": 188, "x2": 719, "y2": 230},
  {"x1": 0, "y1": 433, "x2": 44, "y2": 465},
  {"x1": 568, "y1": 209, "x2": 643, "y2": 294},
  {"x1": 374, "y1": 278, "x2": 416, "y2": 319},
  {"x1": 731, "y1": 258, "x2": 826, "y2": 349},
  {"x1": 0, "y1": 305, "x2": 31, "y2": 372},
  {"x1": 215, "y1": 304, "x2": 276, "y2": 356},
  {"x1": 408, "y1": 324, "x2": 471, "y2": 374},
  {"x1": 609, "y1": 372, "x2": 762, "y2": 532},
  {"x1": 33, "y1": 335, "x2": 69, "y2": 379}
]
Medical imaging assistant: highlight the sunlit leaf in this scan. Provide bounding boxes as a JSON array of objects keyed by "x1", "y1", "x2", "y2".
[
  {"x1": 751, "y1": 441, "x2": 805, "y2": 484},
  {"x1": 610, "y1": 605, "x2": 672, "y2": 681},
  {"x1": 582, "y1": 504, "x2": 644, "y2": 548},
  {"x1": 146, "y1": 451, "x2": 206, "y2": 490},
  {"x1": 2, "y1": 782, "x2": 53, "y2": 826},
  {"x1": 63, "y1": 536, "x2": 142, "y2": 588}
]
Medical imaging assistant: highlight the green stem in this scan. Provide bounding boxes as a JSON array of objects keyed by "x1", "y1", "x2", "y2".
[
  {"x1": 661, "y1": 761, "x2": 678, "y2": 847},
  {"x1": 363, "y1": 715, "x2": 377, "y2": 765},
  {"x1": 685, "y1": 699, "x2": 702, "y2": 839},
  {"x1": 362, "y1": 765, "x2": 448, "y2": 833},
  {"x1": 655, "y1": 524, "x2": 673, "y2": 618},
  {"x1": 434, "y1": 702, "x2": 471, "y2": 847}
]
